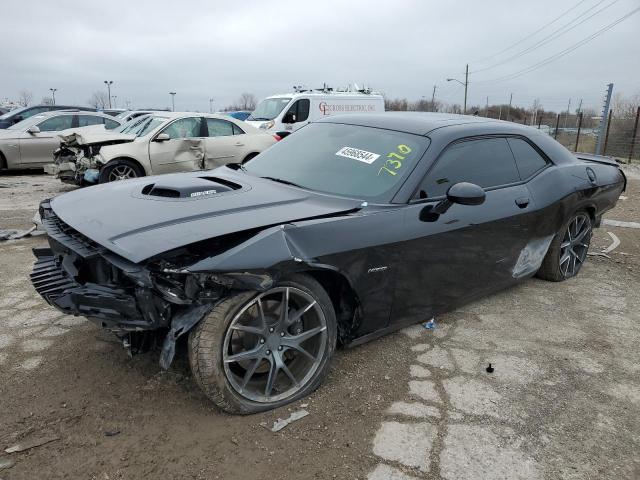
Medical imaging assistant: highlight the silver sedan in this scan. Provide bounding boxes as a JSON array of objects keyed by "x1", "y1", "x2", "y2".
[{"x1": 0, "y1": 110, "x2": 121, "y2": 170}]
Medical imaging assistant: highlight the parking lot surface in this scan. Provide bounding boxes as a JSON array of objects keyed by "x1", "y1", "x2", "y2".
[{"x1": 1, "y1": 169, "x2": 639, "y2": 479}]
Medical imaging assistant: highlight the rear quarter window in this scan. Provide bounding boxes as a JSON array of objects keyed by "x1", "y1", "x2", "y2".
[{"x1": 507, "y1": 138, "x2": 548, "y2": 179}]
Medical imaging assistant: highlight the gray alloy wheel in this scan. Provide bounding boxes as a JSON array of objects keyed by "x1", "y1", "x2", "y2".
[
  {"x1": 222, "y1": 287, "x2": 328, "y2": 402},
  {"x1": 188, "y1": 274, "x2": 336, "y2": 414},
  {"x1": 108, "y1": 164, "x2": 138, "y2": 181},
  {"x1": 537, "y1": 210, "x2": 592, "y2": 281},
  {"x1": 559, "y1": 212, "x2": 592, "y2": 278},
  {"x1": 98, "y1": 159, "x2": 144, "y2": 183}
]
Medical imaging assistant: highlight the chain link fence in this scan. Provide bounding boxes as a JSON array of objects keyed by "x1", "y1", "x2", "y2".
[{"x1": 510, "y1": 107, "x2": 640, "y2": 163}]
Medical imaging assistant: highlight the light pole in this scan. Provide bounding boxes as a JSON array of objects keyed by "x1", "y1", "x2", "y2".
[
  {"x1": 209, "y1": 98, "x2": 214, "y2": 113},
  {"x1": 169, "y1": 92, "x2": 176, "y2": 111},
  {"x1": 446, "y1": 64, "x2": 469, "y2": 114},
  {"x1": 104, "y1": 80, "x2": 114, "y2": 108},
  {"x1": 49, "y1": 88, "x2": 57, "y2": 105},
  {"x1": 112, "y1": 95, "x2": 118, "y2": 108}
]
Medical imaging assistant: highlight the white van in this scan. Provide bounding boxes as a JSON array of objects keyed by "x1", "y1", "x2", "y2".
[{"x1": 246, "y1": 88, "x2": 385, "y2": 137}]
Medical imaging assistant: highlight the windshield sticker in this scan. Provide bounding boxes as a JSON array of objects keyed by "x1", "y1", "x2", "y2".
[
  {"x1": 336, "y1": 147, "x2": 380, "y2": 164},
  {"x1": 378, "y1": 144, "x2": 413, "y2": 176}
]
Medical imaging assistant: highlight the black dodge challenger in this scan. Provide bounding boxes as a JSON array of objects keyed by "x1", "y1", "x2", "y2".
[{"x1": 31, "y1": 113, "x2": 625, "y2": 413}]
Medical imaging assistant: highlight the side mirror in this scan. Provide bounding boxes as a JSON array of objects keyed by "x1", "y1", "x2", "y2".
[
  {"x1": 446, "y1": 182, "x2": 486, "y2": 206},
  {"x1": 422, "y1": 182, "x2": 486, "y2": 221},
  {"x1": 154, "y1": 133, "x2": 170, "y2": 142},
  {"x1": 27, "y1": 125, "x2": 40, "y2": 134},
  {"x1": 282, "y1": 112, "x2": 296, "y2": 124}
]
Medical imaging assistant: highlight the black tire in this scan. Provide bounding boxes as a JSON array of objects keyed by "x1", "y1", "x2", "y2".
[
  {"x1": 536, "y1": 210, "x2": 592, "y2": 281},
  {"x1": 98, "y1": 159, "x2": 144, "y2": 183},
  {"x1": 188, "y1": 274, "x2": 337, "y2": 414},
  {"x1": 242, "y1": 152, "x2": 258, "y2": 164},
  {"x1": 0, "y1": 151, "x2": 7, "y2": 170}
]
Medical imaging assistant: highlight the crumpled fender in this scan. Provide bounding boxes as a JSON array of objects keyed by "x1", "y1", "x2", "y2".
[
  {"x1": 159, "y1": 303, "x2": 212, "y2": 369},
  {"x1": 187, "y1": 224, "x2": 305, "y2": 273}
]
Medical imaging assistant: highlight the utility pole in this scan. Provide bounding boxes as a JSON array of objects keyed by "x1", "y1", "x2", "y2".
[
  {"x1": 576, "y1": 98, "x2": 583, "y2": 127},
  {"x1": 112, "y1": 96, "x2": 117, "y2": 108},
  {"x1": 446, "y1": 64, "x2": 469, "y2": 114},
  {"x1": 431, "y1": 85, "x2": 436, "y2": 111},
  {"x1": 498, "y1": 105, "x2": 502, "y2": 120},
  {"x1": 596, "y1": 83, "x2": 614, "y2": 155},
  {"x1": 104, "y1": 80, "x2": 114, "y2": 109},
  {"x1": 506, "y1": 93, "x2": 513, "y2": 121},
  {"x1": 563, "y1": 98, "x2": 571, "y2": 129},
  {"x1": 49, "y1": 88, "x2": 57, "y2": 105},
  {"x1": 464, "y1": 64, "x2": 468, "y2": 114},
  {"x1": 209, "y1": 98, "x2": 214, "y2": 113},
  {"x1": 169, "y1": 92, "x2": 176, "y2": 111},
  {"x1": 485, "y1": 96, "x2": 489, "y2": 117}
]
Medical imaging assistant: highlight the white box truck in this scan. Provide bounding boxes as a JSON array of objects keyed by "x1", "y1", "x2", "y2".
[{"x1": 246, "y1": 87, "x2": 385, "y2": 138}]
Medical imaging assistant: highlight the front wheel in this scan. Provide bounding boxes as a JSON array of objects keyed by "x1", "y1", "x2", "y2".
[
  {"x1": 537, "y1": 211, "x2": 592, "y2": 281},
  {"x1": 188, "y1": 274, "x2": 337, "y2": 414},
  {"x1": 98, "y1": 159, "x2": 144, "y2": 183}
]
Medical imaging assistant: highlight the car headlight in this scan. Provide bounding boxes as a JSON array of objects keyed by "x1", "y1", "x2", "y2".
[{"x1": 260, "y1": 120, "x2": 275, "y2": 130}]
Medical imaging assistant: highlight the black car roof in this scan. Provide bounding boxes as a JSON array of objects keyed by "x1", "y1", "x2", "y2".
[{"x1": 317, "y1": 112, "x2": 535, "y2": 136}]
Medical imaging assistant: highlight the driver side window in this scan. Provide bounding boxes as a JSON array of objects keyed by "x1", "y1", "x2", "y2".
[
  {"x1": 417, "y1": 137, "x2": 520, "y2": 198},
  {"x1": 284, "y1": 99, "x2": 310, "y2": 123},
  {"x1": 162, "y1": 117, "x2": 202, "y2": 139}
]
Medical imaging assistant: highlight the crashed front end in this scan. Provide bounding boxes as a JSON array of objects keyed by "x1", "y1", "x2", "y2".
[
  {"x1": 47, "y1": 131, "x2": 135, "y2": 185},
  {"x1": 30, "y1": 200, "x2": 258, "y2": 368}
]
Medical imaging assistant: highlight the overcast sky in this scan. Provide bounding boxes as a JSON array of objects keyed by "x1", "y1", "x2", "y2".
[{"x1": 1, "y1": 0, "x2": 638, "y2": 113}]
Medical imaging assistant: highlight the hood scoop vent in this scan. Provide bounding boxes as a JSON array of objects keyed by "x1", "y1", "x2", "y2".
[{"x1": 140, "y1": 176, "x2": 242, "y2": 200}]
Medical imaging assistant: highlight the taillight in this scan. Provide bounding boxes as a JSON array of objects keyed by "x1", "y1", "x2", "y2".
[{"x1": 273, "y1": 134, "x2": 282, "y2": 141}]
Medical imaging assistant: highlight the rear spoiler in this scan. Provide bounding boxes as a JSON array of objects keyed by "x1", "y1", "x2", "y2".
[{"x1": 573, "y1": 152, "x2": 619, "y2": 167}]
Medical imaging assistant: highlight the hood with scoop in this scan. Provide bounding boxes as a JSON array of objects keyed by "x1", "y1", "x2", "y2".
[{"x1": 50, "y1": 167, "x2": 361, "y2": 263}]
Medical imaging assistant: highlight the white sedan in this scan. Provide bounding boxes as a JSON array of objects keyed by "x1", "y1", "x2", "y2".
[{"x1": 52, "y1": 112, "x2": 279, "y2": 184}]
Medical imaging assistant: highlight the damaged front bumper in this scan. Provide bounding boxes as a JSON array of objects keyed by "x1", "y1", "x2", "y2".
[
  {"x1": 51, "y1": 147, "x2": 103, "y2": 185},
  {"x1": 30, "y1": 202, "x2": 225, "y2": 367}
]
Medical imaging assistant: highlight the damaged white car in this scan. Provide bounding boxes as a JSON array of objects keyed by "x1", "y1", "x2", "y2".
[{"x1": 50, "y1": 112, "x2": 279, "y2": 184}]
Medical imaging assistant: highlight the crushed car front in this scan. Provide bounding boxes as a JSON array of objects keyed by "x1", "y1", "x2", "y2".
[
  {"x1": 50, "y1": 114, "x2": 164, "y2": 184},
  {"x1": 30, "y1": 167, "x2": 363, "y2": 366}
]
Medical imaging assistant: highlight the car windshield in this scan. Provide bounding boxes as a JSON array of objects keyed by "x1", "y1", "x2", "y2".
[
  {"x1": 6, "y1": 114, "x2": 46, "y2": 130},
  {"x1": 0, "y1": 106, "x2": 28, "y2": 120},
  {"x1": 244, "y1": 123, "x2": 430, "y2": 202},
  {"x1": 247, "y1": 98, "x2": 291, "y2": 121},
  {"x1": 116, "y1": 115, "x2": 167, "y2": 136}
]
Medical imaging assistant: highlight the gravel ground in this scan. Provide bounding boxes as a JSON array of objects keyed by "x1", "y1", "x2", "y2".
[{"x1": 0, "y1": 169, "x2": 638, "y2": 479}]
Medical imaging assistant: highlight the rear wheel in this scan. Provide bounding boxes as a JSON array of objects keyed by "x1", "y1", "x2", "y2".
[
  {"x1": 537, "y1": 211, "x2": 592, "y2": 281},
  {"x1": 188, "y1": 274, "x2": 336, "y2": 414},
  {"x1": 98, "y1": 159, "x2": 144, "y2": 183}
]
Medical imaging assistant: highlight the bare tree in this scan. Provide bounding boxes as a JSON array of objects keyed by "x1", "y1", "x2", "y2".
[
  {"x1": 612, "y1": 92, "x2": 640, "y2": 118},
  {"x1": 18, "y1": 90, "x2": 33, "y2": 107},
  {"x1": 88, "y1": 91, "x2": 109, "y2": 109},
  {"x1": 238, "y1": 93, "x2": 257, "y2": 110},
  {"x1": 224, "y1": 93, "x2": 258, "y2": 111}
]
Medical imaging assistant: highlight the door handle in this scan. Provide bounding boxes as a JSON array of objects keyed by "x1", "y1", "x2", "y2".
[
  {"x1": 234, "y1": 142, "x2": 244, "y2": 146},
  {"x1": 515, "y1": 197, "x2": 530, "y2": 208},
  {"x1": 189, "y1": 146, "x2": 200, "y2": 150}
]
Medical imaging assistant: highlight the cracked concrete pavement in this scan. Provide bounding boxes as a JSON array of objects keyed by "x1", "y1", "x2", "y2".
[{"x1": 1, "y1": 169, "x2": 639, "y2": 479}]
